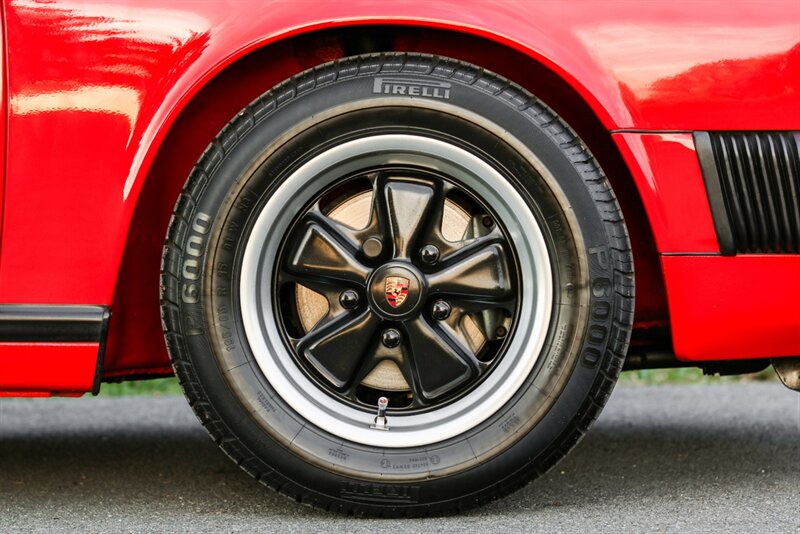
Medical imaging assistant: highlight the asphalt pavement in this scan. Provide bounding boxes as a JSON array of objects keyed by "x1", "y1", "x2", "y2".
[{"x1": 1, "y1": 383, "x2": 798, "y2": 533}]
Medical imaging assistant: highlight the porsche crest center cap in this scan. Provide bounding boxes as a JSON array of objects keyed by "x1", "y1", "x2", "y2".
[
  {"x1": 368, "y1": 264, "x2": 423, "y2": 318},
  {"x1": 385, "y1": 276, "x2": 409, "y2": 307}
]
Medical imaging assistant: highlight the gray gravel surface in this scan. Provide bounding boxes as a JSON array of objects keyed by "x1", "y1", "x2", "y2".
[{"x1": 1, "y1": 383, "x2": 798, "y2": 533}]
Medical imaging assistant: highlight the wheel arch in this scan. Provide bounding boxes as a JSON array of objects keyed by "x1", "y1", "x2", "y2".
[{"x1": 105, "y1": 23, "x2": 667, "y2": 378}]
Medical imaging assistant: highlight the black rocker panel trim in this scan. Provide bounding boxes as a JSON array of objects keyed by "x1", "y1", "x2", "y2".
[
  {"x1": 695, "y1": 131, "x2": 800, "y2": 255},
  {"x1": 0, "y1": 304, "x2": 108, "y2": 342}
]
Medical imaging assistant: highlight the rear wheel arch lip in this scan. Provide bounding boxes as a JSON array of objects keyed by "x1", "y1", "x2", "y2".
[{"x1": 126, "y1": 17, "x2": 622, "y2": 213}]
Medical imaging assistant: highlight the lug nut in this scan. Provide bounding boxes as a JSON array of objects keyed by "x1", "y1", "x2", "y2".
[
  {"x1": 362, "y1": 236, "x2": 383, "y2": 259},
  {"x1": 339, "y1": 290, "x2": 359, "y2": 309},
  {"x1": 482, "y1": 215, "x2": 494, "y2": 228},
  {"x1": 495, "y1": 326, "x2": 508, "y2": 338},
  {"x1": 381, "y1": 329, "x2": 402, "y2": 348},
  {"x1": 431, "y1": 300, "x2": 451, "y2": 320},
  {"x1": 419, "y1": 244, "x2": 440, "y2": 265}
]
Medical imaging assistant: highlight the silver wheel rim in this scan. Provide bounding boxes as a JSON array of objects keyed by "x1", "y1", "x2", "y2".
[{"x1": 240, "y1": 134, "x2": 552, "y2": 448}]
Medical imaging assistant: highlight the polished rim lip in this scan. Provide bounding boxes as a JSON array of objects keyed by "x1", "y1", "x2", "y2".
[{"x1": 240, "y1": 134, "x2": 552, "y2": 448}]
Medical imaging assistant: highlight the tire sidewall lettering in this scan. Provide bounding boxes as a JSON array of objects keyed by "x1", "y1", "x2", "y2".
[{"x1": 180, "y1": 212, "x2": 211, "y2": 304}]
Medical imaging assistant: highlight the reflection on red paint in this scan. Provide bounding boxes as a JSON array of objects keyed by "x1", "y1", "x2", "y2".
[{"x1": 613, "y1": 133, "x2": 720, "y2": 253}]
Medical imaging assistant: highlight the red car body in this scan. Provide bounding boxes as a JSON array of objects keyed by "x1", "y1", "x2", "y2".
[{"x1": 0, "y1": 0, "x2": 798, "y2": 395}]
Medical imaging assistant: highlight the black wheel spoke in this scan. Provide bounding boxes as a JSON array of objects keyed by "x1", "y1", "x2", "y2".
[
  {"x1": 414, "y1": 179, "x2": 450, "y2": 244},
  {"x1": 428, "y1": 243, "x2": 512, "y2": 301},
  {"x1": 402, "y1": 317, "x2": 475, "y2": 401},
  {"x1": 440, "y1": 227, "x2": 504, "y2": 262},
  {"x1": 294, "y1": 310, "x2": 381, "y2": 388},
  {"x1": 276, "y1": 271, "x2": 347, "y2": 329},
  {"x1": 340, "y1": 346, "x2": 400, "y2": 398},
  {"x1": 278, "y1": 269, "x2": 347, "y2": 297},
  {"x1": 305, "y1": 203, "x2": 368, "y2": 247},
  {"x1": 374, "y1": 176, "x2": 438, "y2": 259},
  {"x1": 285, "y1": 219, "x2": 370, "y2": 286},
  {"x1": 449, "y1": 295, "x2": 516, "y2": 315}
]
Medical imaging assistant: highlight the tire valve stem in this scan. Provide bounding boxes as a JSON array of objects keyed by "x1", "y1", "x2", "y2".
[{"x1": 370, "y1": 396, "x2": 390, "y2": 431}]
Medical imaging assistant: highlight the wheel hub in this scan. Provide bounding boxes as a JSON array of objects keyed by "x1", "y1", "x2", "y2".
[{"x1": 367, "y1": 263, "x2": 425, "y2": 319}]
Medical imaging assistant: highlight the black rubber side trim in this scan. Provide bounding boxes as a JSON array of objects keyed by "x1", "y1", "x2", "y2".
[
  {"x1": 694, "y1": 131, "x2": 737, "y2": 256},
  {"x1": 91, "y1": 309, "x2": 112, "y2": 395},
  {"x1": 609, "y1": 129, "x2": 692, "y2": 134},
  {"x1": 0, "y1": 304, "x2": 107, "y2": 342}
]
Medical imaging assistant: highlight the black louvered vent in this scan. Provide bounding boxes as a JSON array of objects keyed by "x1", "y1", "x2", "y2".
[{"x1": 696, "y1": 131, "x2": 800, "y2": 255}]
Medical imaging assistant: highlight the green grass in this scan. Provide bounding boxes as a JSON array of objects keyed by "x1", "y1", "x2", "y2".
[
  {"x1": 618, "y1": 366, "x2": 776, "y2": 386},
  {"x1": 98, "y1": 377, "x2": 182, "y2": 397},
  {"x1": 96, "y1": 367, "x2": 776, "y2": 397}
]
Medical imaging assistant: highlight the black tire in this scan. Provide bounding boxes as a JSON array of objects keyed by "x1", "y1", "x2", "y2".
[{"x1": 160, "y1": 53, "x2": 634, "y2": 516}]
